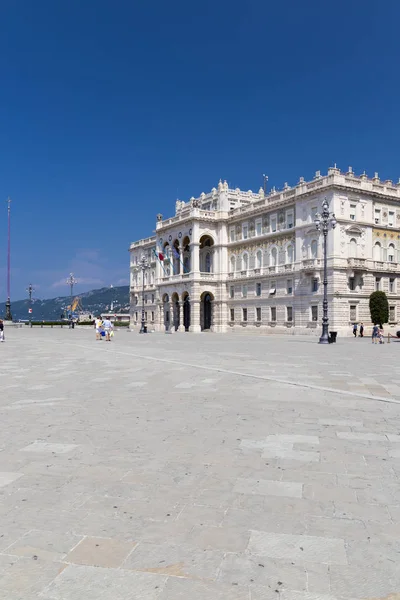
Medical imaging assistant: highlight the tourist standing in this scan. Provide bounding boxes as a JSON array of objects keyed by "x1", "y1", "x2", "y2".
[
  {"x1": 353, "y1": 323, "x2": 358, "y2": 337},
  {"x1": 103, "y1": 317, "x2": 113, "y2": 341},
  {"x1": 0, "y1": 319, "x2": 4, "y2": 342},
  {"x1": 95, "y1": 316, "x2": 103, "y2": 340},
  {"x1": 372, "y1": 324, "x2": 379, "y2": 344},
  {"x1": 359, "y1": 322, "x2": 364, "y2": 338}
]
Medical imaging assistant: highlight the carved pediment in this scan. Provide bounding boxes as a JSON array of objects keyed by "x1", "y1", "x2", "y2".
[{"x1": 346, "y1": 225, "x2": 364, "y2": 235}]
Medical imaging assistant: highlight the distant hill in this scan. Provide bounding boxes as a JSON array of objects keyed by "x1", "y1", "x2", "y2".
[{"x1": 0, "y1": 286, "x2": 130, "y2": 321}]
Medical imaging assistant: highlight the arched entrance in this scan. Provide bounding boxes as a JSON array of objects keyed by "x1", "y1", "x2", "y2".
[
  {"x1": 171, "y1": 292, "x2": 180, "y2": 331},
  {"x1": 183, "y1": 293, "x2": 190, "y2": 332},
  {"x1": 201, "y1": 291, "x2": 213, "y2": 331},
  {"x1": 162, "y1": 293, "x2": 170, "y2": 331}
]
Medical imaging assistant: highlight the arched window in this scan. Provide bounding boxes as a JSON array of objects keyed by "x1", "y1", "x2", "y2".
[
  {"x1": 373, "y1": 242, "x2": 382, "y2": 262},
  {"x1": 311, "y1": 240, "x2": 318, "y2": 259},
  {"x1": 230, "y1": 255, "x2": 236, "y2": 273},
  {"x1": 349, "y1": 238, "x2": 357, "y2": 258},
  {"x1": 144, "y1": 272, "x2": 148, "y2": 284},
  {"x1": 256, "y1": 250, "x2": 262, "y2": 269},
  {"x1": 242, "y1": 252, "x2": 249, "y2": 272},
  {"x1": 388, "y1": 243, "x2": 395, "y2": 262},
  {"x1": 270, "y1": 247, "x2": 277, "y2": 267},
  {"x1": 286, "y1": 244, "x2": 294, "y2": 264}
]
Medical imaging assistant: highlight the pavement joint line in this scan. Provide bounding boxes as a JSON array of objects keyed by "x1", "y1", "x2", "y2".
[{"x1": 50, "y1": 340, "x2": 400, "y2": 406}]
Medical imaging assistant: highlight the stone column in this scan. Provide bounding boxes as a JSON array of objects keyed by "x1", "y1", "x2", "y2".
[
  {"x1": 179, "y1": 246, "x2": 184, "y2": 274},
  {"x1": 177, "y1": 301, "x2": 184, "y2": 332},
  {"x1": 191, "y1": 241, "x2": 200, "y2": 275},
  {"x1": 167, "y1": 302, "x2": 174, "y2": 333},
  {"x1": 190, "y1": 299, "x2": 201, "y2": 333}
]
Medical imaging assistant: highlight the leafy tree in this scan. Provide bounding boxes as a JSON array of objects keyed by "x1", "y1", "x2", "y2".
[{"x1": 369, "y1": 291, "x2": 389, "y2": 326}]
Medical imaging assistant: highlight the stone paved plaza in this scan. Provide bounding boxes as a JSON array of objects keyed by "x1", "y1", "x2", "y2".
[{"x1": 1, "y1": 327, "x2": 400, "y2": 599}]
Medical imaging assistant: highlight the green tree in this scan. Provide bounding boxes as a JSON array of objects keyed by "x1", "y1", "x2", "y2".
[{"x1": 369, "y1": 291, "x2": 389, "y2": 326}]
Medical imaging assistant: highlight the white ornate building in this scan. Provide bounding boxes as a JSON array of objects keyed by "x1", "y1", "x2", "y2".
[{"x1": 129, "y1": 166, "x2": 400, "y2": 336}]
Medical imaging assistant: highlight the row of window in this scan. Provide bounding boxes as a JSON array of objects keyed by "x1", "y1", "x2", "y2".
[
  {"x1": 230, "y1": 211, "x2": 295, "y2": 242},
  {"x1": 350, "y1": 304, "x2": 397, "y2": 322},
  {"x1": 373, "y1": 241, "x2": 397, "y2": 263},
  {"x1": 230, "y1": 245, "x2": 295, "y2": 272},
  {"x1": 133, "y1": 311, "x2": 155, "y2": 322},
  {"x1": 132, "y1": 271, "x2": 156, "y2": 286},
  {"x1": 134, "y1": 294, "x2": 156, "y2": 305},
  {"x1": 374, "y1": 208, "x2": 396, "y2": 226},
  {"x1": 230, "y1": 306, "x2": 294, "y2": 322},
  {"x1": 230, "y1": 280, "x2": 294, "y2": 298},
  {"x1": 375, "y1": 277, "x2": 397, "y2": 293}
]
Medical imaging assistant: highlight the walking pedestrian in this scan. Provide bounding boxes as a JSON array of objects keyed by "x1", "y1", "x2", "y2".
[
  {"x1": 372, "y1": 324, "x2": 379, "y2": 344},
  {"x1": 359, "y1": 322, "x2": 364, "y2": 338},
  {"x1": 0, "y1": 319, "x2": 4, "y2": 342},
  {"x1": 353, "y1": 323, "x2": 358, "y2": 337},
  {"x1": 103, "y1": 316, "x2": 113, "y2": 341}
]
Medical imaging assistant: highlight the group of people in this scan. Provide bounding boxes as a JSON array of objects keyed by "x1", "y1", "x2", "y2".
[
  {"x1": 95, "y1": 316, "x2": 114, "y2": 341},
  {"x1": 352, "y1": 322, "x2": 364, "y2": 337},
  {"x1": 352, "y1": 322, "x2": 385, "y2": 343}
]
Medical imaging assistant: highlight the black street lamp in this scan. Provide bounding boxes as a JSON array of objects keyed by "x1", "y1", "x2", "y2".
[
  {"x1": 139, "y1": 255, "x2": 149, "y2": 334},
  {"x1": 314, "y1": 198, "x2": 337, "y2": 344},
  {"x1": 26, "y1": 283, "x2": 35, "y2": 327},
  {"x1": 66, "y1": 273, "x2": 77, "y2": 323}
]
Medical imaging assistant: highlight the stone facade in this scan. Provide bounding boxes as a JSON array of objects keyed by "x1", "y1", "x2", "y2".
[{"x1": 129, "y1": 168, "x2": 400, "y2": 336}]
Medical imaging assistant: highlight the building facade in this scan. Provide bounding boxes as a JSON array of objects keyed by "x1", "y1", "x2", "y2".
[{"x1": 129, "y1": 167, "x2": 400, "y2": 336}]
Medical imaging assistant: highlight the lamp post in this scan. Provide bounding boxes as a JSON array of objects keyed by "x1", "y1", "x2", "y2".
[
  {"x1": 66, "y1": 273, "x2": 77, "y2": 320},
  {"x1": 5, "y1": 197, "x2": 12, "y2": 321},
  {"x1": 26, "y1": 283, "x2": 34, "y2": 326},
  {"x1": 314, "y1": 198, "x2": 337, "y2": 344},
  {"x1": 139, "y1": 255, "x2": 149, "y2": 334}
]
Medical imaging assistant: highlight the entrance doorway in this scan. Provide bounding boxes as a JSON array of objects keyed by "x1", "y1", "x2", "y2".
[
  {"x1": 183, "y1": 295, "x2": 190, "y2": 331},
  {"x1": 201, "y1": 293, "x2": 213, "y2": 331}
]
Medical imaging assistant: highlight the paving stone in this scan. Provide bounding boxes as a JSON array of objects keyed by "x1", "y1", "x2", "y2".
[
  {"x1": 5, "y1": 530, "x2": 83, "y2": 561},
  {"x1": 65, "y1": 536, "x2": 136, "y2": 568},
  {"x1": 20, "y1": 442, "x2": 79, "y2": 454},
  {"x1": 0, "y1": 556, "x2": 64, "y2": 597},
  {"x1": 247, "y1": 531, "x2": 347, "y2": 565},
  {"x1": 0, "y1": 473, "x2": 23, "y2": 488},
  {"x1": 334, "y1": 501, "x2": 391, "y2": 523},
  {"x1": 217, "y1": 553, "x2": 307, "y2": 590},
  {"x1": 318, "y1": 419, "x2": 363, "y2": 427},
  {"x1": 185, "y1": 524, "x2": 250, "y2": 552},
  {"x1": 159, "y1": 577, "x2": 250, "y2": 599},
  {"x1": 336, "y1": 432, "x2": 388, "y2": 442},
  {"x1": 329, "y1": 564, "x2": 400, "y2": 598},
  {"x1": 233, "y1": 478, "x2": 303, "y2": 498},
  {"x1": 41, "y1": 564, "x2": 167, "y2": 599},
  {"x1": 303, "y1": 483, "x2": 357, "y2": 503},
  {"x1": 304, "y1": 515, "x2": 367, "y2": 540},
  {"x1": 122, "y1": 541, "x2": 224, "y2": 580}
]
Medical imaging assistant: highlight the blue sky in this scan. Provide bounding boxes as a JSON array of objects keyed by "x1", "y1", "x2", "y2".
[{"x1": 1, "y1": 0, "x2": 400, "y2": 301}]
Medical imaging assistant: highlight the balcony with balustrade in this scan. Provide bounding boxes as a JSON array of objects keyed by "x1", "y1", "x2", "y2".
[{"x1": 301, "y1": 258, "x2": 322, "y2": 273}]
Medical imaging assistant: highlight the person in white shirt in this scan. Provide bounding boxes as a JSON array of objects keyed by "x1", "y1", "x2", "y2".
[
  {"x1": 103, "y1": 317, "x2": 113, "y2": 341},
  {"x1": 95, "y1": 316, "x2": 103, "y2": 340}
]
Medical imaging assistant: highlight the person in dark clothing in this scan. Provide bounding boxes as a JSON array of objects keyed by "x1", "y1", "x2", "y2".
[
  {"x1": 353, "y1": 323, "x2": 358, "y2": 337},
  {"x1": 359, "y1": 323, "x2": 364, "y2": 337},
  {"x1": 0, "y1": 320, "x2": 4, "y2": 342}
]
